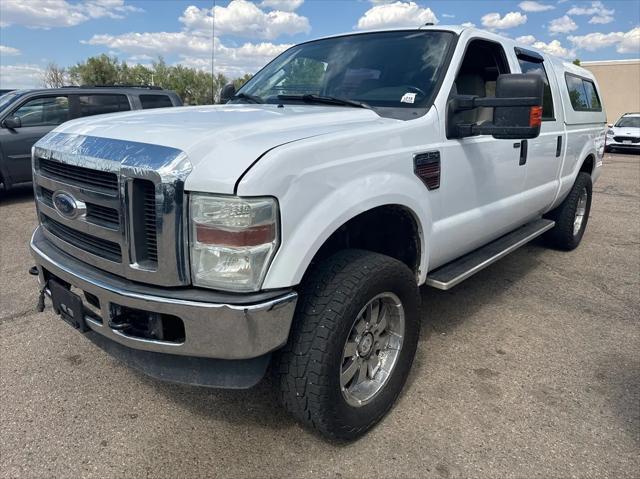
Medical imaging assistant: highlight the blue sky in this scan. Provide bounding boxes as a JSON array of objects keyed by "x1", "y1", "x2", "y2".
[{"x1": 1, "y1": 0, "x2": 639, "y2": 88}]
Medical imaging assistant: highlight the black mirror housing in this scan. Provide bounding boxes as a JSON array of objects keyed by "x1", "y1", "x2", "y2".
[
  {"x1": 491, "y1": 74, "x2": 544, "y2": 139},
  {"x1": 448, "y1": 73, "x2": 544, "y2": 140},
  {"x1": 220, "y1": 83, "x2": 236, "y2": 104},
  {"x1": 2, "y1": 116, "x2": 21, "y2": 129}
]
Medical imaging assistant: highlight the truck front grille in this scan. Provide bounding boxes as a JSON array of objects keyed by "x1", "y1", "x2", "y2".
[
  {"x1": 39, "y1": 158, "x2": 118, "y2": 192},
  {"x1": 40, "y1": 187, "x2": 120, "y2": 229},
  {"x1": 613, "y1": 136, "x2": 640, "y2": 143},
  {"x1": 42, "y1": 215, "x2": 122, "y2": 262},
  {"x1": 33, "y1": 133, "x2": 190, "y2": 287}
]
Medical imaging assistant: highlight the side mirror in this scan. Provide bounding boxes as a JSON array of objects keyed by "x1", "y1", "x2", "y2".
[
  {"x1": 2, "y1": 116, "x2": 21, "y2": 129},
  {"x1": 448, "y1": 73, "x2": 544, "y2": 140},
  {"x1": 219, "y1": 83, "x2": 236, "y2": 104},
  {"x1": 607, "y1": 123, "x2": 613, "y2": 128}
]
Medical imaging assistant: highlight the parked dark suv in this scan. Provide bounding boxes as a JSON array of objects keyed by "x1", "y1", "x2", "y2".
[{"x1": 0, "y1": 86, "x2": 182, "y2": 190}]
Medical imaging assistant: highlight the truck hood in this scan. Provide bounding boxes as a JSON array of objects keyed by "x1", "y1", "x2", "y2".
[{"x1": 53, "y1": 104, "x2": 393, "y2": 193}]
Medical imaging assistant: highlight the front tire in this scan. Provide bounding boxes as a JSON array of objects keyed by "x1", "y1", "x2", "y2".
[
  {"x1": 275, "y1": 249, "x2": 420, "y2": 440},
  {"x1": 545, "y1": 172, "x2": 592, "y2": 250}
]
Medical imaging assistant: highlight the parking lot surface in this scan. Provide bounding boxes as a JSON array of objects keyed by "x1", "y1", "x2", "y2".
[{"x1": 1, "y1": 153, "x2": 638, "y2": 478}]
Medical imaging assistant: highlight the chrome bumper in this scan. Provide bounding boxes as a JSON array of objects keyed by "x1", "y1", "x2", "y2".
[{"x1": 30, "y1": 227, "x2": 297, "y2": 360}]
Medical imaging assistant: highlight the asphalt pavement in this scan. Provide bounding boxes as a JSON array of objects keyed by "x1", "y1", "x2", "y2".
[{"x1": 1, "y1": 153, "x2": 638, "y2": 478}]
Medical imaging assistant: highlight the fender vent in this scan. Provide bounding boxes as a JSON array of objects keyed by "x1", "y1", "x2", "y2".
[{"x1": 414, "y1": 151, "x2": 441, "y2": 190}]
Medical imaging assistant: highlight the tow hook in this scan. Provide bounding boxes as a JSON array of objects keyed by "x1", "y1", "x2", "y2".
[{"x1": 29, "y1": 266, "x2": 47, "y2": 312}]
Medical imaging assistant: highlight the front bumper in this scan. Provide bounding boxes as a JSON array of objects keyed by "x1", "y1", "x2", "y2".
[
  {"x1": 607, "y1": 139, "x2": 640, "y2": 149},
  {"x1": 30, "y1": 226, "x2": 298, "y2": 362}
]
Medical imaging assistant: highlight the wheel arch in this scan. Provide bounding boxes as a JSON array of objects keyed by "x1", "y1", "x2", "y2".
[{"x1": 261, "y1": 181, "x2": 431, "y2": 290}]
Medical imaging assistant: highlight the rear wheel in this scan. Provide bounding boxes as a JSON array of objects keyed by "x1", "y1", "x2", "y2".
[
  {"x1": 275, "y1": 249, "x2": 420, "y2": 440},
  {"x1": 545, "y1": 172, "x2": 592, "y2": 250}
]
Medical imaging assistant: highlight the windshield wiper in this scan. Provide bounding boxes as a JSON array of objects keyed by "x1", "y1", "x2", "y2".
[
  {"x1": 231, "y1": 92, "x2": 264, "y2": 104},
  {"x1": 277, "y1": 94, "x2": 372, "y2": 110}
]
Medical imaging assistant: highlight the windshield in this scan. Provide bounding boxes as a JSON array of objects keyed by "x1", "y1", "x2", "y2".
[
  {"x1": 236, "y1": 31, "x2": 454, "y2": 119},
  {"x1": 0, "y1": 90, "x2": 27, "y2": 111},
  {"x1": 615, "y1": 116, "x2": 640, "y2": 128}
]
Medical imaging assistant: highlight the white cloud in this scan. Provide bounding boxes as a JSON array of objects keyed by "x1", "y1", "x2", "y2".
[
  {"x1": 548, "y1": 15, "x2": 577, "y2": 34},
  {"x1": 516, "y1": 35, "x2": 537, "y2": 45},
  {"x1": 0, "y1": 45, "x2": 21, "y2": 56},
  {"x1": 519, "y1": 1, "x2": 555, "y2": 12},
  {"x1": 515, "y1": 35, "x2": 574, "y2": 58},
  {"x1": 180, "y1": 0, "x2": 310, "y2": 40},
  {"x1": 533, "y1": 39, "x2": 574, "y2": 58},
  {"x1": 566, "y1": 1, "x2": 614, "y2": 25},
  {"x1": 84, "y1": 32, "x2": 211, "y2": 56},
  {"x1": 0, "y1": 0, "x2": 142, "y2": 29},
  {"x1": 442, "y1": 13, "x2": 455, "y2": 19},
  {"x1": 259, "y1": 0, "x2": 304, "y2": 11},
  {"x1": 356, "y1": 1, "x2": 438, "y2": 30},
  {"x1": 83, "y1": 31, "x2": 291, "y2": 77},
  {"x1": 568, "y1": 27, "x2": 640, "y2": 54},
  {"x1": 481, "y1": 11, "x2": 527, "y2": 30},
  {"x1": 461, "y1": 22, "x2": 476, "y2": 28},
  {"x1": 0, "y1": 64, "x2": 44, "y2": 89}
]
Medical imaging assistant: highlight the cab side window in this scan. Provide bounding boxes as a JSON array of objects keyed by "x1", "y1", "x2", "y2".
[
  {"x1": 12, "y1": 96, "x2": 70, "y2": 127},
  {"x1": 517, "y1": 55, "x2": 554, "y2": 120},
  {"x1": 450, "y1": 39, "x2": 510, "y2": 130},
  {"x1": 566, "y1": 73, "x2": 602, "y2": 112}
]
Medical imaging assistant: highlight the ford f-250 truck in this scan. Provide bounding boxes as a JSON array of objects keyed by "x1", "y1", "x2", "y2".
[{"x1": 30, "y1": 26, "x2": 605, "y2": 440}]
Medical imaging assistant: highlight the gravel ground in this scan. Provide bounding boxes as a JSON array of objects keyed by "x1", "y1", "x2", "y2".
[{"x1": 1, "y1": 153, "x2": 638, "y2": 479}]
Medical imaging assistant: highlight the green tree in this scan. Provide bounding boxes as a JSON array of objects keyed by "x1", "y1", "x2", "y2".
[
  {"x1": 68, "y1": 54, "x2": 122, "y2": 85},
  {"x1": 65, "y1": 54, "x2": 248, "y2": 105},
  {"x1": 572, "y1": 59, "x2": 581, "y2": 66}
]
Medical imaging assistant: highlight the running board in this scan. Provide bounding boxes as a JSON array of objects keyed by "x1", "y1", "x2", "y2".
[{"x1": 425, "y1": 218, "x2": 555, "y2": 290}]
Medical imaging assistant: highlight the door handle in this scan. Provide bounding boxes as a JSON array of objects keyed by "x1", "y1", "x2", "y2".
[
  {"x1": 519, "y1": 140, "x2": 527, "y2": 166},
  {"x1": 556, "y1": 135, "x2": 562, "y2": 157}
]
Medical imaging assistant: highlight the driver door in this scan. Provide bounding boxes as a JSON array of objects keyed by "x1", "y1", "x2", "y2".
[
  {"x1": 1, "y1": 95, "x2": 70, "y2": 184},
  {"x1": 430, "y1": 39, "x2": 530, "y2": 268}
]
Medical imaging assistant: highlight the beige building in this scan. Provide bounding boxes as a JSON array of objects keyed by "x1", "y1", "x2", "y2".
[{"x1": 581, "y1": 59, "x2": 640, "y2": 124}]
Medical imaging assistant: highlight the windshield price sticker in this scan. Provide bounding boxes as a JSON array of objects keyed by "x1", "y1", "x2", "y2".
[{"x1": 401, "y1": 93, "x2": 417, "y2": 104}]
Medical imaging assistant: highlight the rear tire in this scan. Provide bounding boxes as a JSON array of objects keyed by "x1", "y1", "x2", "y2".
[
  {"x1": 275, "y1": 249, "x2": 420, "y2": 440},
  {"x1": 544, "y1": 172, "x2": 592, "y2": 251}
]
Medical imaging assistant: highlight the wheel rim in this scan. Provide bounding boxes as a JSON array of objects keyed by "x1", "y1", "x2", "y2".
[
  {"x1": 340, "y1": 292, "x2": 405, "y2": 408},
  {"x1": 573, "y1": 187, "x2": 588, "y2": 236}
]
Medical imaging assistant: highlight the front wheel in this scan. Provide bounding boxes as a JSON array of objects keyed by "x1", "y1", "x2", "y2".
[
  {"x1": 545, "y1": 172, "x2": 592, "y2": 250},
  {"x1": 275, "y1": 249, "x2": 420, "y2": 440}
]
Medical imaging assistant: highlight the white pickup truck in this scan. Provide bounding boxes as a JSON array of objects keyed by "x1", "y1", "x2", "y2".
[{"x1": 30, "y1": 26, "x2": 605, "y2": 440}]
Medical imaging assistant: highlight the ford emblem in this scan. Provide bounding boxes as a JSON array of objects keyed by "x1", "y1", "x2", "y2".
[{"x1": 52, "y1": 191, "x2": 86, "y2": 219}]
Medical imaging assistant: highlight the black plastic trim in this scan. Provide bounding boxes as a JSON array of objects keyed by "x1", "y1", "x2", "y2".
[{"x1": 87, "y1": 331, "x2": 270, "y2": 388}]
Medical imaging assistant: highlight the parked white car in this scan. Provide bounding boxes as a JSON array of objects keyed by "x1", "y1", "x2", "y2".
[
  {"x1": 30, "y1": 25, "x2": 606, "y2": 440},
  {"x1": 605, "y1": 112, "x2": 640, "y2": 152}
]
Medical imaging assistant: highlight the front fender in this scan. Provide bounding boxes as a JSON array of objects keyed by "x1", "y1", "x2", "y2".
[{"x1": 261, "y1": 172, "x2": 432, "y2": 289}]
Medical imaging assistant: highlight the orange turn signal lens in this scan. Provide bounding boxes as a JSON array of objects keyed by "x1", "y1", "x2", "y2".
[
  {"x1": 529, "y1": 106, "x2": 543, "y2": 128},
  {"x1": 196, "y1": 223, "x2": 276, "y2": 247}
]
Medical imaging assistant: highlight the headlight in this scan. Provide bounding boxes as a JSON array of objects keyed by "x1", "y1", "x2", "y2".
[
  {"x1": 606, "y1": 129, "x2": 614, "y2": 136},
  {"x1": 190, "y1": 194, "x2": 279, "y2": 292}
]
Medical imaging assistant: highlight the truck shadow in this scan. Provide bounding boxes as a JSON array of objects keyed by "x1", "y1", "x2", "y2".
[
  {"x1": 148, "y1": 241, "x2": 550, "y2": 438},
  {"x1": 405, "y1": 240, "x2": 549, "y2": 391}
]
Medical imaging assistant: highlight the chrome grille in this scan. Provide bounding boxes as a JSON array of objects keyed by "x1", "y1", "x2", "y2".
[
  {"x1": 40, "y1": 186, "x2": 119, "y2": 229},
  {"x1": 33, "y1": 132, "x2": 192, "y2": 287},
  {"x1": 39, "y1": 157, "x2": 118, "y2": 192},
  {"x1": 41, "y1": 215, "x2": 122, "y2": 262}
]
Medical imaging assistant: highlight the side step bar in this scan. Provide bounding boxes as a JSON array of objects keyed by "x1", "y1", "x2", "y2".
[{"x1": 425, "y1": 218, "x2": 555, "y2": 290}]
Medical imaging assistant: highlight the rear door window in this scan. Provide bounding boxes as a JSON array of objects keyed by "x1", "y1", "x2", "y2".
[
  {"x1": 77, "y1": 94, "x2": 130, "y2": 117},
  {"x1": 565, "y1": 74, "x2": 601, "y2": 111},
  {"x1": 139, "y1": 95, "x2": 173, "y2": 109},
  {"x1": 12, "y1": 96, "x2": 70, "y2": 126}
]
